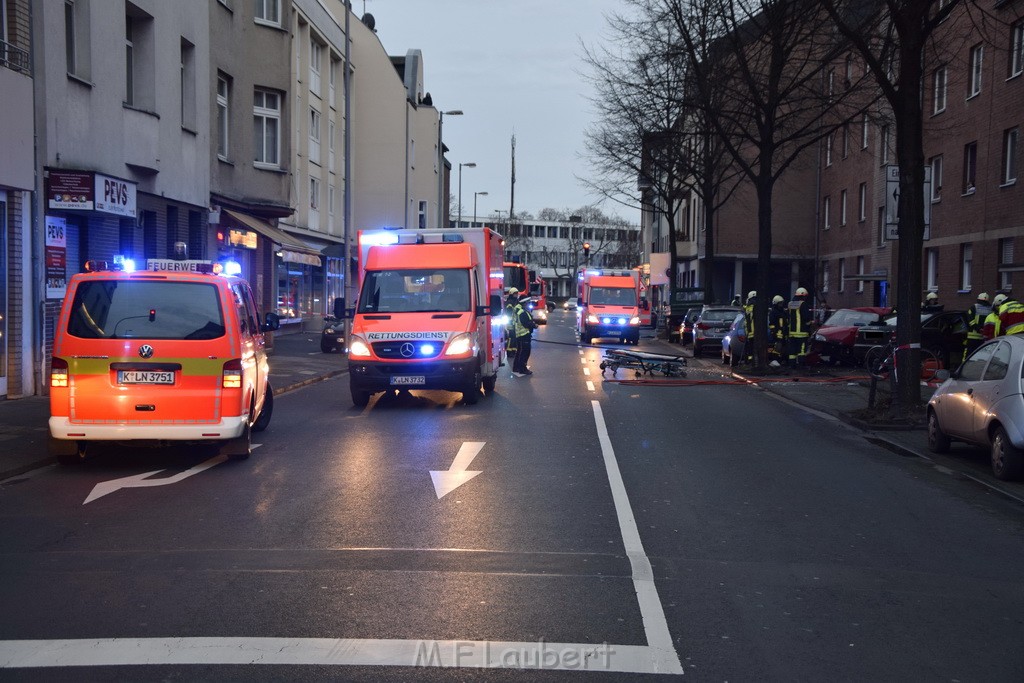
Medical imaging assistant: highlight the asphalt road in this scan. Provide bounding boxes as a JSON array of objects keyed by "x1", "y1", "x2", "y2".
[{"x1": 1, "y1": 311, "x2": 1023, "y2": 681}]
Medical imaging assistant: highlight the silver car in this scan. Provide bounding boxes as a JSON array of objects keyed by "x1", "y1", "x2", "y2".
[{"x1": 927, "y1": 336, "x2": 1024, "y2": 481}]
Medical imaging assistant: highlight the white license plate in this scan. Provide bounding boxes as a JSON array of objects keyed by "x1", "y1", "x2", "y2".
[
  {"x1": 391, "y1": 375, "x2": 425, "y2": 386},
  {"x1": 117, "y1": 370, "x2": 175, "y2": 385}
]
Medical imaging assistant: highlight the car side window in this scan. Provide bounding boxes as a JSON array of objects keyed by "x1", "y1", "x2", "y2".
[
  {"x1": 960, "y1": 343, "x2": 997, "y2": 381},
  {"x1": 231, "y1": 283, "x2": 258, "y2": 338},
  {"x1": 982, "y1": 342, "x2": 1011, "y2": 381}
]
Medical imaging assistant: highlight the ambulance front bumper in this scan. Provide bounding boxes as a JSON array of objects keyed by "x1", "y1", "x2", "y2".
[
  {"x1": 349, "y1": 357, "x2": 478, "y2": 393},
  {"x1": 49, "y1": 416, "x2": 249, "y2": 442}
]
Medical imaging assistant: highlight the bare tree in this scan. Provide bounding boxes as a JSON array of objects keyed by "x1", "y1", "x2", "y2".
[{"x1": 654, "y1": 0, "x2": 873, "y2": 366}]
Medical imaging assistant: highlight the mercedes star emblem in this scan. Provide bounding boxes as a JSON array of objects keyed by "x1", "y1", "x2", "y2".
[{"x1": 400, "y1": 342, "x2": 415, "y2": 358}]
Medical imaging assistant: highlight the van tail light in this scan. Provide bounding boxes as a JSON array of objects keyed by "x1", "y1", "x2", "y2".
[
  {"x1": 50, "y1": 358, "x2": 69, "y2": 388},
  {"x1": 222, "y1": 359, "x2": 242, "y2": 389},
  {"x1": 696, "y1": 323, "x2": 710, "y2": 330}
]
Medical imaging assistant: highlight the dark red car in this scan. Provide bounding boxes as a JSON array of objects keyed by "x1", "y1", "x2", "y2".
[{"x1": 807, "y1": 307, "x2": 893, "y2": 366}]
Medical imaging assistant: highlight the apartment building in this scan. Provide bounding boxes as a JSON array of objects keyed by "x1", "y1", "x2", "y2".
[
  {"x1": 0, "y1": 0, "x2": 32, "y2": 397},
  {"x1": 819, "y1": 2, "x2": 1022, "y2": 311}
]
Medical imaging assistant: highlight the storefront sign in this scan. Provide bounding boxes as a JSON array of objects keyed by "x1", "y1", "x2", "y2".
[
  {"x1": 47, "y1": 170, "x2": 137, "y2": 217},
  {"x1": 48, "y1": 170, "x2": 93, "y2": 211},
  {"x1": 45, "y1": 216, "x2": 68, "y2": 300},
  {"x1": 228, "y1": 228, "x2": 258, "y2": 249},
  {"x1": 94, "y1": 172, "x2": 137, "y2": 217}
]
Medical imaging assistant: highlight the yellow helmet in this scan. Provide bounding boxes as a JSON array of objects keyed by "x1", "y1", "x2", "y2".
[
  {"x1": 772, "y1": 295, "x2": 785, "y2": 304},
  {"x1": 795, "y1": 287, "x2": 809, "y2": 297}
]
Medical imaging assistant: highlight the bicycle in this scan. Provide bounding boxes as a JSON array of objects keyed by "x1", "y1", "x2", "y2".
[{"x1": 863, "y1": 341, "x2": 941, "y2": 382}]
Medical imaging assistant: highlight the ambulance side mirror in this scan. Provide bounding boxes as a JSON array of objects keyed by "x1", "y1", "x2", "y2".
[
  {"x1": 483, "y1": 294, "x2": 503, "y2": 317},
  {"x1": 641, "y1": 298, "x2": 650, "y2": 310},
  {"x1": 578, "y1": 297, "x2": 585, "y2": 307},
  {"x1": 263, "y1": 312, "x2": 281, "y2": 332},
  {"x1": 332, "y1": 297, "x2": 346, "y2": 320}
]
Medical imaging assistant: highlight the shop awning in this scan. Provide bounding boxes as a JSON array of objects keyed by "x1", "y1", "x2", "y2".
[{"x1": 223, "y1": 210, "x2": 322, "y2": 267}]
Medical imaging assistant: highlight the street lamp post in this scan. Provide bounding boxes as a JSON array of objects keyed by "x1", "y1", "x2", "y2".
[
  {"x1": 458, "y1": 162, "x2": 476, "y2": 227},
  {"x1": 437, "y1": 110, "x2": 463, "y2": 228},
  {"x1": 473, "y1": 191, "x2": 488, "y2": 225}
]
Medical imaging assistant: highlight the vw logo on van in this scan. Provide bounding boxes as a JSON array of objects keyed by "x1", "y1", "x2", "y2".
[
  {"x1": 400, "y1": 342, "x2": 415, "y2": 358},
  {"x1": 138, "y1": 344, "x2": 154, "y2": 359}
]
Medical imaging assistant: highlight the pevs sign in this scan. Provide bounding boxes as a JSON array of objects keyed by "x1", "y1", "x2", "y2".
[
  {"x1": 93, "y1": 172, "x2": 136, "y2": 217},
  {"x1": 47, "y1": 170, "x2": 137, "y2": 218}
]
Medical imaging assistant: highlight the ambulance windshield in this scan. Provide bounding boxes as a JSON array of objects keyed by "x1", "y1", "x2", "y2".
[
  {"x1": 358, "y1": 269, "x2": 471, "y2": 313},
  {"x1": 590, "y1": 287, "x2": 635, "y2": 306},
  {"x1": 67, "y1": 280, "x2": 225, "y2": 340}
]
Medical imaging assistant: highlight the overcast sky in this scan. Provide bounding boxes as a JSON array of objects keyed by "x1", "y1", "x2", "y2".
[{"x1": 364, "y1": 0, "x2": 632, "y2": 222}]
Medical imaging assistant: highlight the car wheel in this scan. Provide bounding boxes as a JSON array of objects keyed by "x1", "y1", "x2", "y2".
[
  {"x1": 927, "y1": 409, "x2": 950, "y2": 453},
  {"x1": 350, "y1": 383, "x2": 371, "y2": 408},
  {"x1": 463, "y1": 371, "x2": 481, "y2": 405},
  {"x1": 991, "y1": 426, "x2": 1024, "y2": 481},
  {"x1": 252, "y1": 384, "x2": 273, "y2": 433}
]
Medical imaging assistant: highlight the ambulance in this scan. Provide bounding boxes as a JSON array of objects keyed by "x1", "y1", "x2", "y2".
[
  {"x1": 577, "y1": 268, "x2": 646, "y2": 344},
  {"x1": 347, "y1": 228, "x2": 505, "y2": 406},
  {"x1": 527, "y1": 276, "x2": 549, "y2": 324},
  {"x1": 48, "y1": 259, "x2": 280, "y2": 463}
]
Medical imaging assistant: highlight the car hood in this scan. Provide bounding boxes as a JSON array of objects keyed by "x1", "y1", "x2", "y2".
[{"x1": 816, "y1": 325, "x2": 859, "y2": 345}]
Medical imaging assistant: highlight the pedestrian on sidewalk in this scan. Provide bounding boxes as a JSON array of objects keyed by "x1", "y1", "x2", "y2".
[{"x1": 510, "y1": 289, "x2": 538, "y2": 376}]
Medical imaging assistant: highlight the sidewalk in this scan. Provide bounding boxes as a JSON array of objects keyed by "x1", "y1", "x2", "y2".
[{"x1": 0, "y1": 331, "x2": 345, "y2": 480}]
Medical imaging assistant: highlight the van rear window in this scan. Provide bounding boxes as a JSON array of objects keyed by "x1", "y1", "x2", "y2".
[{"x1": 67, "y1": 280, "x2": 225, "y2": 340}]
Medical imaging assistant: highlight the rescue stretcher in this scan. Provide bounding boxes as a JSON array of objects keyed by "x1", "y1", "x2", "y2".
[{"x1": 599, "y1": 349, "x2": 687, "y2": 378}]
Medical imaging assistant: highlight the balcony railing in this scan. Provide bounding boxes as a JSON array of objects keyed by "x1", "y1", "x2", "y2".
[{"x1": 1, "y1": 40, "x2": 31, "y2": 77}]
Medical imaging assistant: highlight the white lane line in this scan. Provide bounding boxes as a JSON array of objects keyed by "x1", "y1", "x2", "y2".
[
  {"x1": 0, "y1": 638, "x2": 681, "y2": 673},
  {"x1": 591, "y1": 401, "x2": 681, "y2": 666},
  {"x1": 586, "y1": 381, "x2": 595, "y2": 392},
  {"x1": 580, "y1": 357, "x2": 586, "y2": 364},
  {"x1": 583, "y1": 368, "x2": 591, "y2": 376}
]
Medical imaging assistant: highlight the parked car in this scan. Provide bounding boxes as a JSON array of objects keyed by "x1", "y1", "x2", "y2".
[
  {"x1": 675, "y1": 307, "x2": 701, "y2": 345},
  {"x1": 321, "y1": 316, "x2": 345, "y2": 353},
  {"x1": 563, "y1": 299, "x2": 578, "y2": 311},
  {"x1": 721, "y1": 312, "x2": 748, "y2": 367},
  {"x1": 928, "y1": 336, "x2": 1024, "y2": 480},
  {"x1": 855, "y1": 310, "x2": 969, "y2": 370},
  {"x1": 808, "y1": 307, "x2": 892, "y2": 365},
  {"x1": 692, "y1": 306, "x2": 742, "y2": 357}
]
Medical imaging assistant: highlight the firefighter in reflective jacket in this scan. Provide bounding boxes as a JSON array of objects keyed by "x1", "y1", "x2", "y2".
[
  {"x1": 982, "y1": 293, "x2": 1007, "y2": 339},
  {"x1": 787, "y1": 287, "x2": 813, "y2": 366},
  {"x1": 510, "y1": 289, "x2": 537, "y2": 376},
  {"x1": 743, "y1": 291, "x2": 757, "y2": 362},
  {"x1": 769, "y1": 295, "x2": 788, "y2": 364},
  {"x1": 998, "y1": 294, "x2": 1024, "y2": 336},
  {"x1": 962, "y1": 292, "x2": 991, "y2": 360}
]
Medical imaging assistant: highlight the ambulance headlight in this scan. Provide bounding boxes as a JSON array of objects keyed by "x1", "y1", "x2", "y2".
[
  {"x1": 629, "y1": 316, "x2": 641, "y2": 325},
  {"x1": 445, "y1": 332, "x2": 475, "y2": 357},
  {"x1": 348, "y1": 335, "x2": 372, "y2": 357},
  {"x1": 587, "y1": 314, "x2": 600, "y2": 324}
]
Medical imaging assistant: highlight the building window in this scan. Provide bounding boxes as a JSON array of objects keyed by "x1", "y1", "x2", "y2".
[
  {"x1": 253, "y1": 88, "x2": 280, "y2": 167},
  {"x1": 328, "y1": 120, "x2": 335, "y2": 171},
  {"x1": 1012, "y1": 20, "x2": 1024, "y2": 78},
  {"x1": 821, "y1": 261, "x2": 829, "y2": 293},
  {"x1": 1000, "y1": 238, "x2": 1015, "y2": 291},
  {"x1": 309, "y1": 177, "x2": 319, "y2": 211},
  {"x1": 880, "y1": 125, "x2": 890, "y2": 165},
  {"x1": 963, "y1": 142, "x2": 977, "y2": 194},
  {"x1": 124, "y1": 14, "x2": 134, "y2": 105},
  {"x1": 217, "y1": 75, "x2": 230, "y2": 159},
  {"x1": 1003, "y1": 127, "x2": 1018, "y2": 185},
  {"x1": 968, "y1": 44, "x2": 983, "y2": 97},
  {"x1": 328, "y1": 184, "x2": 335, "y2": 216},
  {"x1": 309, "y1": 107, "x2": 321, "y2": 160},
  {"x1": 827, "y1": 68, "x2": 834, "y2": 99},
  {"x1": 180, "y1": 38, "x2": 196, "y2": 130},
  {"x1": 124, "y1": 7, "x2": 153, "y2": 110},
  {"x1": 844, "y1": 53, "x2": 853, "y2": 85},
  {"x1": 840, "y1": 189, "x2": 847, "y2": 226},
  {"x1": 961, "y1": 243, "x2": 973, "y2": 291},
  {"x1": 839, "y1": 258, "x2": 846, "y2": 293},
  {"x1": 329, "y1": 57, "x2": 338, "y2": 104},
  {"x1": 861, "y1": 114, "x2": 869, "y2": 149},
  {"x1": 65, "y1": 0, "x2": 76, "y2": 74},
  {"x1": 842, "y1": 124, "x2": 850, "y2": 158},
  {"x1": 858, "y1": 182, "x2": 867, "y2": 221},
  {"x1": 930, "y1": 155, "x2": 943, "y2": 200},
  {"x1": 418, "y1": 200, "x2": 427, "y2": 229},
  {"x1": 857, "y1": 256, "x2": 865, "y2": 293},
  {"x1": 926, "y1": 248, "x2": 939, "y2": 291},
  {"x1": 255, "y1": 0, "x2": 280, "y2": 26},
  {"x1": 932, "y1": 65, "x2": 947, "y2": 114},
  {"x1": 825, "y1": 133, "x2": 833, "y2": 166},
  {"x1": 309, "y1": 38, "x2": 322, "y2": 96},
  {"x1": 823, "y1": 196, "x2": 831, "y2": 230}
]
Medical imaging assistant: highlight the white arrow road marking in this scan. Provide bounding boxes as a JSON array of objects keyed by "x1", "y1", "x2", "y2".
[
  {"x1": 429, "y1": 441, "x2": 485, "y2": 499},
  {"x1": 83, "y1": 451, "x2": 246, "y2": 505}
]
